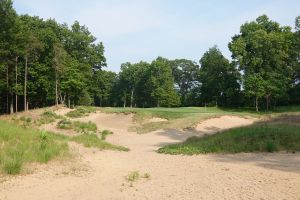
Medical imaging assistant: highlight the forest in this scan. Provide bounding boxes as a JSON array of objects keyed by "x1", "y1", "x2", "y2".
[{"x1": 0, "y1": 0, "x2": 299, "y2": 114}]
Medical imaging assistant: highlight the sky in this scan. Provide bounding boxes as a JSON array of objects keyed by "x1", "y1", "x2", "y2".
[{"x1": 13, "y1": 0, "x2": 300, "y2": 72}]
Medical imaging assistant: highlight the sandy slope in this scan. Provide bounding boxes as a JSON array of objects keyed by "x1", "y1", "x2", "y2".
[{"x1": 0, "y1": 112, "x2": 299, "y2": 200}]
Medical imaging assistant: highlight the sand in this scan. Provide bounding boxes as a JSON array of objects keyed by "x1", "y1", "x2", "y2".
[{"x1": 0, "y1": 111, "x2": 299, "y2": 200}]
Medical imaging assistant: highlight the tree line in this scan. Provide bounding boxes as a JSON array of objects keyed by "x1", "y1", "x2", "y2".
[{"x1": 0, "y1": 0, "x2": 299, "y2": 113}]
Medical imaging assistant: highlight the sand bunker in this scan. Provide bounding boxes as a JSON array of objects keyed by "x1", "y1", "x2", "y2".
[
  {"x1": 1, "y1": 109, "x2": 299, "y2": 200},
  {"x1": 195, "y1": 115, "x2": 256, "y2": 133}
]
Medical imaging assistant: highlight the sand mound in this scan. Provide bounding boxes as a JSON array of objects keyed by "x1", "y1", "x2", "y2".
[
  {"x1": 75, "y1": 112, "x2": 134, "y2": 131},
  {"x1": 195, "y1": 115, "x2": 256, "y2": 133},
  {"x1": 1, "y1": 112, "x2": 299, "y2": 200},
  {"x1": 147, "y1": 117, "x2": 168, "y2": 123}
]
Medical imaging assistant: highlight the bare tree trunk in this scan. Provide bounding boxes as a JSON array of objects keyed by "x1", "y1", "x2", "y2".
[
  {"x1": 255, "y1": 96, "x2": 259, "y2": 112},
  {"x1": 24, "y1": 55, "x2": 28, "y2": 111},
  {"x1": 15, "y1": 56, "x2": 18, "y2": 113},
  {"x1": 10, "y1": 94, "x2": 14, "y2": 114},
  {"x1": 55, "y1": 71, "x2": 58, "y2": 106},
  {"x1": 123, "y1": 93, "x2": 126, "y2": 108},
  {"x1": 68, "y1": 95, "x2": 70, "y2": 108},
  {"x1": 266, "y1": 95, "x2": 270, "y2": 111},
  {"x1": 6, "y1": 65, "x2": 9, "y2": 114},
  {"x1": 130, "y1": 88, "x2": 134, "y2": 108}
]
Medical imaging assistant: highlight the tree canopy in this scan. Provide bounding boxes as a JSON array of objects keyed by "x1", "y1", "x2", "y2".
[{"x1": 0, "y1": 0, "x2": 299, "y2": 113}]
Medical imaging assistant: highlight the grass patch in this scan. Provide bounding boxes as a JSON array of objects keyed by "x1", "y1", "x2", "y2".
[
  {"x1": 35, "y1": 110, "x2": 63, "y2": 126},
  {"x1": 57, "y1": 119, "x2": 97, "y2": 134},
  {"x1": 57, "y1": 119, "x2": 73, "y2": 129},
  {"x1": 101, "y1": 130, "x2": 113, "y2": 140},
  {"x1": 73, "y1": 121, "x2": 97, "y2": 134},
  {"x1": 126, "y1": 171, "x2": 140, "y2": 182},
  {"x1": 158, "y1": 123, "x2": 300, "y2": 155},
  {"x1": 66, "y1": 106, "x2": 97, "y2": 118},
  {"x1": 0, "y1": 120, "x2": 69, "y2": 174},
  {"x1": 72, "y1": 133, "x2": 129, "y2": 151}
]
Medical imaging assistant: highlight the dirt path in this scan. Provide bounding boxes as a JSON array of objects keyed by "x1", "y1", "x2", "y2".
[{"x1": 1, "y1": 112, "x2": 299, "y2": 200}]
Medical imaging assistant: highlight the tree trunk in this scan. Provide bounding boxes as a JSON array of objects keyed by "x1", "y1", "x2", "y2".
[
  {"x1": 130, "y1": 88, "x2": 134, "y2": 108},
  {"x1": 68, "y1": 95, "x2": 70, "y2": 108},
  {"x1": 255, "y1": 96, "x2": 259, "y2": 112},
  {"x1": 10, "y1": 94, "x2": 14, "y2": 114},
  {"x1": 6, "y1": 65, "x2": 9, "y2": 114},
  {"x1": 123, "y1": 93, "x2": 126, "y2": 108},
  {"x1": 55, "y1": 71, "x2": 58, "y2": 106},
  {"x1": 24, "y1": 55, "x2": 28, "y2": 111},
  {"x1": 15, "y1": 56, "x2": 18, "y2": 113},
  {"x1": 266, "y1": 95, "x2": 270, "y2": 111}
]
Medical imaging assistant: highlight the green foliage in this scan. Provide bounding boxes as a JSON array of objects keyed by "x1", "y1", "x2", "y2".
[
  {"x1": 0, "y1": 120, "x2": 68, "y2": 174},
  {"x1": 126, "y1": 171, "x2": 140, "y2": 182},
  {"x1": 170, "y1": 59, "x2": 200, "y2": 106},
  {"x1": 72, "y1": 133, "x2": 129, "y2": 151},
  {"x1": 57, "y1": 119, "x2": 73, "y2": 129},
  {"x1": 158, "y1": 123, "x2": 300, "y2": 154},
  {"x1": 57, "y1": 119, "x2": 97, "y2": 134},
  {"x1": 229, "y1": 15, "x2": 294, "y2": 111},
  {"x1": 101, "y1": 130, "x2": 113, "y2": 140},
  {"x1": 199, "y1": 46, "x2": 241, "y2": 107},
  {"x1": 65, "y1": 106, "x2": 96, "y2": 118},
  {"x1": 36, "y1": 110, "x2": 63, "y2": 125},
  {"x1": 72, "y1": 121, "x2": 97, "y2": 134}
]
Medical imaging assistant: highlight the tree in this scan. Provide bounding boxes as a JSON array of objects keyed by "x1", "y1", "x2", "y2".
[
  {"x1": 170, "y1": 59, "x2": 200, "y2": 106},
  {"x1": 229, "y1": 15, "x2": 293, "y2": 111},
  {"x1": 53, "y1": 42, "x2": 67, "y2": 106},
  {"x1": 147, "y1": 57, "x2": 180, "y2": 107},
  {"x1": 199, "y1": 46, "x2": 240, "y2": 107}
]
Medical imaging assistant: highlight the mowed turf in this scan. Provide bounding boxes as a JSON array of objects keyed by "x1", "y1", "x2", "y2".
[{"x1": 100, "y1": 106, "x2": 300, "y2": 133}]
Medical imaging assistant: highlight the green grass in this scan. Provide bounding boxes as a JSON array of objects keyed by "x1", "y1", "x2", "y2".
[
  {"x1": 66, "y1": 106, "x2": 97, "y2": 118},
  {"x1": 73, "y1": 121, "x2": 97, "y2": 134},
  {"x1": 0, "y1": 117, "x2": 129, "y2": 175},
  {"x1": 57, "y1": 119, "x2": 97, "y2": 134},
  {"x1": 0, "y1": 120, "x2": 69, "y2": 174},
  {"x1": 101, "y1": 107, "x2": 255, "y2": 133},
  {"x1": 126, "y1": 171, "x2": 140, "y2": 182},
  {"x1": 35, "y1": 110, "x2": 63, "y2": 126},
  {"x1": 101, "y1": 106, "x2": 300, "y2": 133},
  {"x1": 158, "y1": 123, "x2": 300, "y2": 155},
  {"x1": 101, "y1": 130, "x2": 113, "y2": 140},
  {"x1": 72, "y1": 133, "x2": 129, "y2": 151},
  {"x1": 57, "y1": 119, "x2": 73, "y2": 129}
]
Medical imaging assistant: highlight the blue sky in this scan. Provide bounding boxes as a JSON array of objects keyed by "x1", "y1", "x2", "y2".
[{"x1": 14, "y1": 0, "x2": 300, "y2": 72}]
